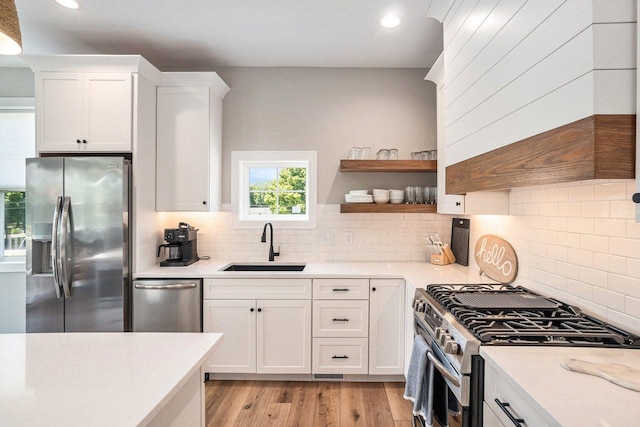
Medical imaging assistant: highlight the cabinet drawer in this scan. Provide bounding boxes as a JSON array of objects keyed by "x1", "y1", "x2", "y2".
[
  {"x1": 312, "y1": 300, "x2": 369, "y2": 337},
  {"x1": 312, "y1": 338, "x2": 368, "y2": 374},
  {"x1": 313, "y1": 279, "x2": 369, "y2": 299},
  {"x1": 203, "y1": 278, "x2": 312, "y2": 299},
  {"x1": 484, "y1": 363, "x2": 551, "y2": 427}
]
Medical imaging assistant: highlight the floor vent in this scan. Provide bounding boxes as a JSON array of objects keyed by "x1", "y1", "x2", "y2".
[{"x1": 314, "y1": 374, "x2": 344, "y2": 380}]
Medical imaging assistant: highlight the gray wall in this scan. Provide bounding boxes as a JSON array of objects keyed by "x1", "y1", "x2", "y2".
[
  {"x1": 0, "y1": 68, "x2": 35, "y2": 97},
  {"x1": 215, "y1": 67, "x2": 437, "y2": 205}
]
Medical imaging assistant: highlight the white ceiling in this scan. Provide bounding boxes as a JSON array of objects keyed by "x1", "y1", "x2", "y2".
[{"x1": 1, "y1": 0, "x2": 443, "y2": 70}]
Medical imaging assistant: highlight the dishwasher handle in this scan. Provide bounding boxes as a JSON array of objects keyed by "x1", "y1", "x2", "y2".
[{"x1": 134, "y1": 282, "x2": 198, "y2": 290}]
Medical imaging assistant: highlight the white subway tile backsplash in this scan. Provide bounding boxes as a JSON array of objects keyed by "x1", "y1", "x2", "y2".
[
  {"x1": 165, "y1": 178, "x2": 640, "y2": 334},
  {"x1": 567, "y1": 218, "x2": 594, "y2": 234},
  {"x1": 593, "y1": 181, "x2": 628, "y2": 201},
  {"x1": 625, "y1": 296, "x2": 640, "y2": 319},
  {"x1": 593, "y1": 253, "x2": 627, "y2": 275},
  {"x1": 568, "y1": 184, "x2": 594, "y2": 201},
  {"x1": 579, "y1": 234, "x2": 609, "y2": 253},
  {"x1": 556, "y1": 202, "x2": 581, "y2": 217},
  {"x1": 592, "y1": 287, "x2": 625, "y2": 312},
  {"x1": 580, "y1": 201, "x2": 610, "y2": 218},
  {"x1": 609, "y1": 237, "x2": 640, "y2": 258},
  {"x1": 594, "y1": 218, "x2": 626, "y2": 237}
]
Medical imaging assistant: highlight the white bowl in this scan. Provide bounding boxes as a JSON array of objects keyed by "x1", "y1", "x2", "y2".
[
  {"x1": 389, "y1": 190, "x2": 404, "y2": 198},
  {"x1": 373, "y1": 189, "x2": 389, "y2": 196},
  {"x1": 373, "y1": 196, "x2": 390, "y2": 204},
  {"x1": 389, "y1": 197, "x2": 404, "y2": 204}
]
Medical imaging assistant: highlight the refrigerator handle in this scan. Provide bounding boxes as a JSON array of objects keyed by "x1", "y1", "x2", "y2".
[
  {"x1": 59, "y1": 196, "x2": 73, "y2": 298},
  {"x1": 51, "y1": 196, "x2": 63, "y2": 299}
]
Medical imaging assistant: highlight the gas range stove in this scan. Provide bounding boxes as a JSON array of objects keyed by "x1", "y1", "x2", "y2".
[
  {"x1": 425, "y1": 283, "x2": 640, "y2": 347},
  {"x1": 413, "y1": 283, "x2": 640, "y2": 376},
  {"x1": 411, "y1": 283, "x2": 640, "y2": 427}
]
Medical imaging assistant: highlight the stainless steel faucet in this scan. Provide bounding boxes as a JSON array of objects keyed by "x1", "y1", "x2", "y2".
[{"x1": 260, "y1": 222, "x2": 280, "y2": 261}]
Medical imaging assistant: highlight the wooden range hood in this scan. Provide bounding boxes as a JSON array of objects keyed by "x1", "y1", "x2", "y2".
[{"x1": 446, "y1": 114, "x2": 636, "y2": 194}]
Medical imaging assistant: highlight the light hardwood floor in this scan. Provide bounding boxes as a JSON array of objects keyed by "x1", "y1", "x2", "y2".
[{"x1": 205, "y1": 380, "x2": 415, "y2": 427}]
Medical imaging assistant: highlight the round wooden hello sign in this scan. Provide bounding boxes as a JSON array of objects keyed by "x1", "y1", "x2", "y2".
[{"x1": 474, "y1": 234, "x2": 518, "y2": 283}]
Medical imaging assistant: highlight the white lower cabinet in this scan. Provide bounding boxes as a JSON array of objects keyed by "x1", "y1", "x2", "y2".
[
  {"x1": 257, "y1": 299, "x2": 311, "y2": 374},
  {"x1": 203, "y1": 278, "x2": 312, "y2": 374},
  {"x1": 204, "y1": 277, "x2": 404, "y2": 378},
  {"x1": 483, "y1": 362, "x2": 551, "y2": 427},
  {"x1": 311, "y1": 278, "x2": 405, "y2": 376},
  {"x1": 311, "y1": 279, "x2": 370, "y2": 375},
  {"x1": 203, "y1": 299, "x2": 255, "y2": 373},
  {"x1": 369, "y1": 278, "x2": 405, "y2": 375},
  {"x1": 312, "y1": 337, "x2": 368, "y2": 374}
]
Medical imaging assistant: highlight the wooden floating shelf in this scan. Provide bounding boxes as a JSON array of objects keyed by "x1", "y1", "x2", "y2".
[
  {"x1": 340, "y1": 159, "x2": 437, "y2": 172},
  {"x1": 340, "y1": 203, "x2": 437, "y2": 213}
]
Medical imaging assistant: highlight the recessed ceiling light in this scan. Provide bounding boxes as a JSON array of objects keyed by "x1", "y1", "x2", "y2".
[
  {"x1": 380, "y1": 13, "x2": 401, "y2": 29},
  {"x1": 54, "y1": 0, "x2": 80, "y2": 9}
]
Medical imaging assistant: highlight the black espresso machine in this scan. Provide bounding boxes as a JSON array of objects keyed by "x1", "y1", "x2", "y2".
[{"x1": 157, "y1": 222, "x2": 199, "y2": 266}]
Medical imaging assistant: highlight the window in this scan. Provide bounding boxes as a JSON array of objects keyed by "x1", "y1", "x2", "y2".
[
  {"x1": 0, "y1": 99, "x2": 35, "y2": 259},
  {"x1": 232, "y1": 151, "x2": 317, "y2": 228}
]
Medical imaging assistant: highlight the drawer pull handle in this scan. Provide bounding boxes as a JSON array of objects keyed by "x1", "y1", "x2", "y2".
[
  {"x1": 332, "y1": 355, "x2": 349, "y2": 359},
  {"x1": 495, "y1": 399, "x2": 524, "y2": 426},
  {"x1": 332, "y1": 318, "x2": 349, "y2": 322},
  {"x1": 332, "y1": 288, "x2": 349, "y2": 292}
]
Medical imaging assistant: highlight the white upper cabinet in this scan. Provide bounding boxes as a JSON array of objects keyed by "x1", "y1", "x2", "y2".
[
  {"x1": 156, "y1": 73, "x2": 230, "y2": 211},
  {"x1": 27, "y1": 55, "x2": 162, "y2": 154},
  {"x1": 36, "y1": 72, "x2": 133, "y2": 152}
]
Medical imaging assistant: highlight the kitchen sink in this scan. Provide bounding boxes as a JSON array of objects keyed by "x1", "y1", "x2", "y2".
[{"x1": 221, "y1": 263, "x2": 306, "y2": 272}]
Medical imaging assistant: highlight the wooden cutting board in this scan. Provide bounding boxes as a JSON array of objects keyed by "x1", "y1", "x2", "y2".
[
  {"x1": 561, "y1": 358, "x2": 640, "y2": 392},
  {"x1": 474, "y1": 234, "x2": 518, "y2": 283}
]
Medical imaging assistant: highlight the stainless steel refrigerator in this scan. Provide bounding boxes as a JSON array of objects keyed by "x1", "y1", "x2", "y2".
[{"x1": 25, "y1": 156, "x2": 131, "y2": 332}]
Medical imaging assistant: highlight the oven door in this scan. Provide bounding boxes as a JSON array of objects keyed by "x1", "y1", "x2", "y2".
[{"x1": 414, "y1": 316, "x2": 482, "y2": 427}]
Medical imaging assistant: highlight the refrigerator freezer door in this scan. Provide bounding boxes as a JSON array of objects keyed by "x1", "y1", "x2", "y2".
[
  {"x1": 26, "y1": 157, "x2": 64, "y2": 333},
  {"x1": 63, "y1": 157, "x2": 128, "y2": 332}
]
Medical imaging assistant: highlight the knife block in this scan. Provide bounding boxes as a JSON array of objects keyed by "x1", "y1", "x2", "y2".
[{"x1": 430, "y1": 244, "x2": 456, "y2": 265}]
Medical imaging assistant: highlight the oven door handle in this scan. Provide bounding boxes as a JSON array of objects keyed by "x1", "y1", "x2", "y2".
[{"x1": 427, "y1": 352, "x2": 461, "y2": 387}]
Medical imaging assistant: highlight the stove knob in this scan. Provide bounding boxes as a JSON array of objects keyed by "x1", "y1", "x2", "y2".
[
  {"x1": 440, "y1": 334, "x2": 448, "y2": 346},
  {"x1": 434, "y1": 327, "x2": 445, "y2": 340},
  {"x1": 444, "y1": 339, "x2": 459, "y2": 355}
]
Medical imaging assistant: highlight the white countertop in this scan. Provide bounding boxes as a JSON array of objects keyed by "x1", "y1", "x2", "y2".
[
  {"x1": 481, "y1": 346, "x2": 640, "y2": 427},
  {"x1": 0, "y1": 332, "x2": 223, "y2": 427},
  {"x1": 134, "y1": 260, "x2": 491, "y2": 292}
]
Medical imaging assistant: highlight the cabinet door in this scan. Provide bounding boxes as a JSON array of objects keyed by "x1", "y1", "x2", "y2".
[
  {"x1": 36, "y1": 72, "x2": 132, "y2": 153},
  {"x1": 257, "y1": 299, "x2": 311, "y2": 374},
  {"x1": 36, "y1": 72, "x2": 84, "y2": 152},
  {"x1": 156, "y1": 86, "x2": 210, "y2": 211},
  {"x1": 203, "y1": 299, "x2": 256, "y2": 373},
  {"x1": 312, "y1": 299, "x2": 369, "y2": 338},
  {"x1": 483, "y1": 402, "x2": 506, "y2": 427},
  {"x1": 369, "y1": 278, "x2": 405, "y2": 375},
  {"x1": 83, "y1": 73, "x2": 133, "y2": 151}
]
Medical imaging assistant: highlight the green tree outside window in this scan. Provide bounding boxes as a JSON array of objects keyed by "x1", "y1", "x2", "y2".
[{"x1": 249, "y1": 167, "x2": 307, "y2": 215}]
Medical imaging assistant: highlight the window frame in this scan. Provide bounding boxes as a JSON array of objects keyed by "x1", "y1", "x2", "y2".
[
  {"x1": 0, "y1": 97, "x2": 35, "y2": 261},
  {"x1": 231, "y1": 151, "x2": 317, "y2": 229}
]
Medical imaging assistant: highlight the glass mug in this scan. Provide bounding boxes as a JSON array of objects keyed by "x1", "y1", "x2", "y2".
[
  {"x1": 360, "y1": 147, "x2": 371, "y2": 159},
  {"x1": 347, "y1": 147, "x2": 361, "y2": 159},
  {"x1": 388, "y1": 148, "x2": 398, "y2": 160},
  {"x1": 414, "y1": 186, "x2": 424, "y2": 204},
  {"x1": 376, "y1": 149, "x2": 389, "y2": 160},
  {"x1": 404, "y1": 186, "x2": 415, "y2": 204}
]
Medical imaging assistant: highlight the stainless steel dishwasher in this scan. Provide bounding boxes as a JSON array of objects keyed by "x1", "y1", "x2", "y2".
[{"x1": 132, "y1": 279, "x2": 202, "y2": 332}]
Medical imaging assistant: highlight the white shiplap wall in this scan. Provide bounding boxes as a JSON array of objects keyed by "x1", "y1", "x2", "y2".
[{"x1": 430, "y1": 0, "x2": 637, "y2": 166}]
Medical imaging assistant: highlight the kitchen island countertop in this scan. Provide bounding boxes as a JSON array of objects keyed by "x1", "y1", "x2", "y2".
[
  {"x1": 481, "y1": 346, "x2": 640, "y2": 427},
  {"x1": 0, "y1": 332, "x2": 223, "y2": 426}
]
